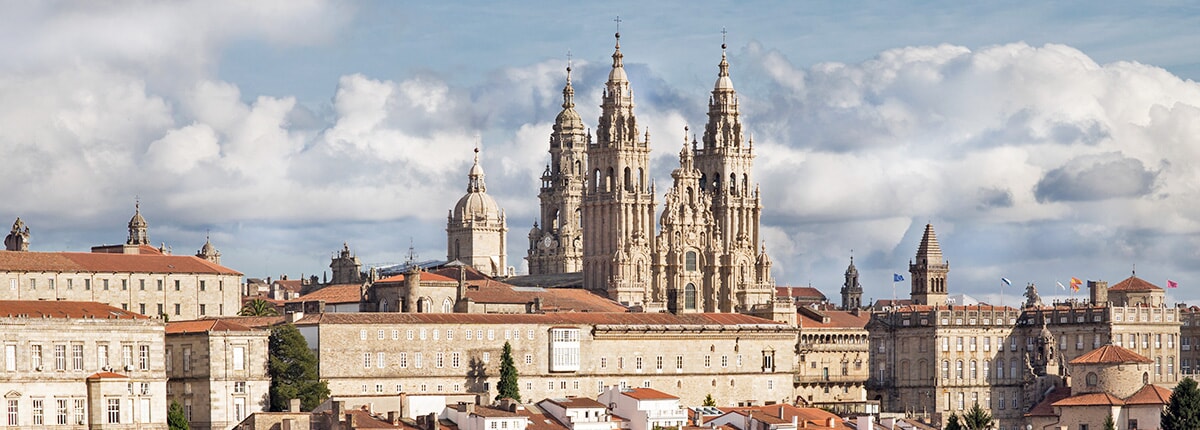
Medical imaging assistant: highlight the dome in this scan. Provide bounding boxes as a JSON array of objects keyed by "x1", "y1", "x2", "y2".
[
  {"x1": 129, "y1": 205, "x2": 147, "y2": 228},
  {"x1": 453, "y1": 191, "x2": 502, "y2": 221}
]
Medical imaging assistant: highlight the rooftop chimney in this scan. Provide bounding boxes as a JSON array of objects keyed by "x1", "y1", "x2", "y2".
[{"x1": 289, "y1": 398, "x2": 301, "y2": 413}]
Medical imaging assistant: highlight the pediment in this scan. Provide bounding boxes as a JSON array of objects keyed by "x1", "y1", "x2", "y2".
[{"x1": 4, "y1": 390, "x2": 21, "y2": 398}]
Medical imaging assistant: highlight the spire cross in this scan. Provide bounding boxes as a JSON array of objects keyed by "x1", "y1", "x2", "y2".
[
  {"x1": 721, "y1": 27, "x2": 728, "y2": 48},
  {"x1": 614, "y1": 16, "x2": 622, "y2": 34},
  {"x1": 567, "y1": 50, "x2": 573, "y2": 69}
]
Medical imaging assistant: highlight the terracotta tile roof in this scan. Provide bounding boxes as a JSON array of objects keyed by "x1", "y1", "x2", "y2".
[
  {"x1": 0, "y1": 300, "x2": 149, "y2": 319},
  {"x1": 0, "y1": 250, "x2": 241, "y2": 275},
  {"x1": 797, "y1": 310, "x2": 870, "y2": 329},
  {"x1": 622, "y1": 388, "x2": 678, "y2": 400},
  {"x1": 296, "y1": 311, "x2": 785, "y2": 328},
  {"x1": 469, "y1": 406, "x2": 523, "y2": 418},
  {"x1": 376, "y1": 272, "x2": 457, "y2": 284},
  {"x1": 1026, "y1": 386, "x2": 1071, "y2": 417},
  {"x1": 1052, "y1": 392, "x2": 1124, "y2": 407},
  {"x1": 720, "y1": 404, "x2": 851, "y2": 430},
  {"x1": 776, "y1": 286, "x2": 826, "y2": 300},
  {"x1": 542, "y1": 397, "x2": 607, "y2": 409},
  {"x1": 272, "y1": 279, "x2": 305, "y2": 293},
  {"x1": 1124, "y1": 384, "x2": 1172, "y2": 405},
  {"x1": 86, "y1": 371, "x2": 130, "y2": 379},
  {"x1": 518, "y1": 410, "x2": 569, "y2": 430},
  {"x1": 1069, "y1": 344, "x2": 1153, "y2": 365},
  {"x1": 534, "y1": 289, "x2": 628, "y2": 313},
  {"x1": 872, "y1": 299, "x2": 912, "y2": 308},
  {"x1": 1109, "y1": 276, "x2": 1163, "y2": 292},
  {"x1": 344, "y1": 409, "x2": 402, "y2": 428},
  {"x1": 166, "y1": 319, "x2": 256, "y2": 334},
  {"x1": 290, "y1": 283, "x2": 363, "y2": 304},
  {"x1": 200, "y1": 315, "x2": 286, "y2": 329}
]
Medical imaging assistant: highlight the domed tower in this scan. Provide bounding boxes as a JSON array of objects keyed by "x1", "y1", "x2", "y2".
[
  {"x1": 4, "y1": 217, "x2": 30, "y2": 251},
  {"x1": 195, "y1": 234, "x2": 221, "y2": 265},
  {"x1": 527, "y1": 60, "x2": 588, "y2": 275},
  {"x1": 841, "y1": 256, "x2": 863, "y2": 310},
  {"x1": 909, "y1": 223, "x2": 949, "y2": 305},
  {"x1": 127, "y1": 201, "x2": 149, "y2": 245},
  {"x1": 330, "y1": 242, "x2": 362, "y2": 284},
  {"x1": 447, "y1": 147, "x2": 508, "y2": 277},
  {"x1": 582, "y1": 31, "x2": 656, "y2": 304}
]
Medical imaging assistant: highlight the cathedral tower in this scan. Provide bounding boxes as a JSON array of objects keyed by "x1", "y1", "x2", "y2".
[
  {"x1": 330, "y1": 243, "x2": 363, "y2": 285},
  {"x1": 582, "y1": 32, "x2": 657, "y2": 305},
  {"x1": 657, "y1": 132, "x2": 717, "y2": 313},
  {"x1": 909, "y1": 223, "x2": 949, "y2": 305},
  {"x1": 447, "y1": 147, "x2": 509, "y2": 277},
  {"x1": 127, "y1": 201, "x2": 149, "y2": 246},
  {"x1": 196, "y1": 234, "x2": 221, "y2": 265},
  {"x1": 691, "y1": 40, "x2": 773, "y2": 312},
  {"x1": 527, "y1": 62, "x2": 588, "y2": 275},
  {"x1": 841, "y1": 256, "x2": 863, "y2": 310}
]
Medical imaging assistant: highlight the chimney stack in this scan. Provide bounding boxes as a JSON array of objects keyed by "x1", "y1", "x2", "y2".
[
  {"x1": 333, "y1": 401, "x2": 345, "y2": 423},
  {"x1": 289, "y1": 398, "x2": 301, "y2": 413},
  {"x1": 1089, "y1": 280, "x2": 1108, "y2": 306}
]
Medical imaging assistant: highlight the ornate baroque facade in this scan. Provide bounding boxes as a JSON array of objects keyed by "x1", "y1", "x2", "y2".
[{"x1": 530, "y1": 34, "x2": 774, "y2": 314}]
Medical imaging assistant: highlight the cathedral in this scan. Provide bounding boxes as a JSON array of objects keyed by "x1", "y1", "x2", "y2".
[
  {"x1": 525, "y1": 33, "x2": 775, "y2": 313},
  {"x1": 446, "y1": 147, "x2": 509, "y2": 277}
]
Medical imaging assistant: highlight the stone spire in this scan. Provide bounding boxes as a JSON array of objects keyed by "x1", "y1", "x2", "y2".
[
  {"x1": 467, "y1": 146, "x2": 486, "y2": 193},
  {"x1": 909, "y1": 223, "x2": 950, "y2": 306},
  {"x1": 528, "y1": 58, "x2": 589, "y2": 275},
  {"x1": 841, "y1": 255, "x2": 863, "y2": 310},
  {"x1": 126, "y1": 200, "x2": 149, "y2": 246},
  {"x1": 4, "y1": 217, "x2": 30, "y2": 251}
]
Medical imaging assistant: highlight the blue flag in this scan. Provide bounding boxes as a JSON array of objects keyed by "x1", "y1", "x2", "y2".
[
  {"x1": 1001, "y1": 277, "x2": 1012, "y2": 286},
  {"x1": 893, "y1": 273, "x2": 904, "y2": 282}
]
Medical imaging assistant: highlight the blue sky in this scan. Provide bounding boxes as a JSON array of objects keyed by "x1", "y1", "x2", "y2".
[{"x1": 3, "y1": 1, "x2": 1200, "y2": 305}]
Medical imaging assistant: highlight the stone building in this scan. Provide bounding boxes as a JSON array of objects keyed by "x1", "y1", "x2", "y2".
[
  {"x1": 165, "y1": 319, "x2": 272, "y2": 430},
  {"x1": 447, "y1": 147, "x2": 508, "y2": 277},
  {"x1": 793, "y1": 306, "x2": 871, "y2": 413},
  {"x1": 523, "y1": 35, "x2": 774, "y2": 316},
  {"x1": 0, "y1": 208, "x2": 243, "y2": 320},
  {"x1": 0, "y1": 300, "x2": 167, "y2": 429},
  {"x1": 840, "y1": 257, "x2": 864, "y2": 310},
  {"x1": 867, "y1": 223, "x2": 1182, "y2": 430},
  {"x1": 292, "y1": 312, "x2": 796, "y2": 408},
  {"x1": 1180, "y1": 305, "x2": 1200, "y2": 376},
  {"x1": 1026, "y1": 344, "x2": 1172, "y2": 430}
]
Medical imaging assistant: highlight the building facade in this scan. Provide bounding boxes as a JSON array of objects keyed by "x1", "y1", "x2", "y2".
[
  {"x1": 0, "y1": 300, "x2": 167, "y2": 429},
  {"x1": 0, "y1": 209, "x2": 243, "y2": 320},
  {"x1": 293, "y1": 312, "x2": 796, "y2": 408},
  {"x1": 165, "y1": 319, "x2": 272, "y2": 430},
  {"x1": 526, "y1": 64, "x2": 587, "y2": 276},
  {"x1": 794, "y1": 307, "x2": 871, "y2": 413}
]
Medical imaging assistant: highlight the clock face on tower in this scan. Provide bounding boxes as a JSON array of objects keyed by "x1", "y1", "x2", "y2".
[{"x1": 541, "y1": 235, "x2": 553, "y2": 249}]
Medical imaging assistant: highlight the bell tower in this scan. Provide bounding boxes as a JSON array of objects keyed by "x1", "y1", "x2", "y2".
[
  {"x1": 909, "y1": 223, "x2": 949, "y2": 306},
  {"x1": 527, "y1": 59, "x2": 588, "y2": 275},
  {"x1": 841, "y1": 256, "x2": 863, "y2": 310}
]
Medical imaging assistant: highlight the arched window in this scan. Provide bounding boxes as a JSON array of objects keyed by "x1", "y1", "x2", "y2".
[
  {"x1": 1010, "y1": 359, "x2": 1018, "y2": 380},
  {"x1": 442, "y1": 298, "x2": 453, "y2": 313},
  {"x1": 1143, "y1": 372, "x2": 1150, "y2": 384},
  {"x1": 593, "y1": 169, "x2": 601, "y2": 192},
  {"x1": 941, "y1": 360, "x2": 949, "y2": 379},
  {"x1": 1086, "y1": 372, "x2": 1098, "y2": 386},
  {"x1": 624, "y1": 167, "x2": 632, "y2": 192},
  {"x1": 453, "y1": 240, "x2": 460, "y2": 260},
  {"x1": 699, "y1": 174, "x2": 707, "y2": 191},
  {"x1": 684, "y1": 284, "x2": 697, "y2": 310},
  {"x1": 730, "y1": 173, "x2": 737, "y2": 194},
  {"x1": 606, "y1": 168, "x2": 615, "y2": 192},
  {"x1": 685, "y1": 251, "x2": 698, "y2": 272},
  {"x1": 970, "y1": 360, "x2": 977, "y2": 379},
  {"x1": 712, "y1": 174, "x2": 720, "y2": 193},
  {"x1": 574, "y1": 160, "x2": 581, "y2": 175},
  {"x1": 551, "y1": 209, "x2": 560, "y2": 230},
  {"x1": 983, "y1": 360, "x2": 990, "y2": 381},
  {"x1": 956, "y1": 360, "x2": 963, "y2": 379},
  {"x1": 638, "y1": 167, "x2": 645, "y2": 190}
]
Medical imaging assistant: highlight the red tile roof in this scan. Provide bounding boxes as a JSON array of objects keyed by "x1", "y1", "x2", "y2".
[
  {"x1": 289, "y1": 283, "x2": 363, "y2": 304},
  {"x1": 469, "y1": 406, "x2": 523, "y2": 418},
  {"x1": 0, "y1": 300, "x2": 150, "y2": 319},
  {"x1": 1069, "y1": 344, "x2": 1153, "y2": 365},
  {"x1": 1052, "y1": 392, "x2": 1124, "y2": 407},
  {"x1": 622, "y1": 388, "x2": 678, "y2": 401},
  {"x1": 541, "y1": 397, "x2": 607, "y2": 409},
  {"x1": 719, "y1": 404, "x2": 851, "y2": 430},
  {"x1": 1124, "y1": 384, "x2": 1172, "y2": 405},
  {"x1": 518, "y1": 409, "x2": 569, "y2": 430},
  {"x1": 797, "y1": 310, "x2": 870, "y2": 329},
  {"x1": 776, "y1": 287, "x2": 826, "y2": 300},
  {"x1": 0, "y1": 250, "x2": 241, "y2": 275},
  {"x1": 199, "y1": 315, "x2": 286, "y2": 329},
  {"x1": 296, "y1": 312, "x2": 786, "y2": 328},
  {"x1": 1026, "y1": 386, "x2": 1071, "y2": 417},
  {"x1": 86, "y1": 371, "x2": 130, "y2": 379},
  {"x1": 1109, "y1": 276, "x2": 1163, "y2": 292},
  {"x1": 166, "y1": 319, "x2": 257, "y2": 334}
]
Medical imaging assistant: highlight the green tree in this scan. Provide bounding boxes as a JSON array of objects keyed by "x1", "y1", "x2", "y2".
[
  {"x1": 1163, "y1": 377, "x2": 1200, "y2": 430},
  {"x1": 269, "y1": 323, "x2": 329, "y2": 411},
  {"x1": 702, "y1": 394, "x2": 717, "y2": 407},
  {"x1": 961, "y1": 401, "x2": 993, "y2": 429},
  {"x1": 944, "y1": 413, "x2": 962, "y2": 430},
  {"x1": 168, "y1": 400, "x2": 189, "y2": 430},
  {"x1": 496, "y1": 341, "x2": 521, "y2": 402},
  {"x1": 1103, "y1": 413, "x2": 1116, "y2": 430},
  {"x1": 239, "y1": 298, "x2": 280, "y2": 316}
]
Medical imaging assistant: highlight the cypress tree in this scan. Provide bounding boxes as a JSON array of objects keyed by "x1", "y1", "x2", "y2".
[
  {"x1": 961, "y1": 401, "x2": 993, "y2": 429},
  {"x1": 168, "y1": 400, "x2": 189, "y2": 430},
  {"x1": 269, "y1": 323, "x2": 330, "y2": 411},
  {"x1": 496, "y1": 341, "x2": 521, "y2": 402},
  {"x1": 945, "y1": 413, "x2": 962, "y2": 430},
  {"x1": 1103, "y1": 413, "x2": 1116, "y2": 430},
  {"x1": 1163, "y1": 377, "x2": 1200, "y2": 430}
]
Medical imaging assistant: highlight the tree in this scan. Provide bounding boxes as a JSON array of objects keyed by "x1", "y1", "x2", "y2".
[
  {"x1": 1163, "y1": 377, "x2": 1200, "y2": 430},
  {"x1": 702, "y1": 394, "x2": 717, "y2": 407},
  {"x1": 961, "y1": 401, "x2": 993, "y2": 429},
  {"x1": 944, "y1": 413, "x2": 962, "y2": 430},
  {"x1": 1103, "y1": 413, "x2": 1116, "y2": 430},
  {"x1": 240, "y1": 298, "x2": 280, "y2": 316},
  {"x1": 168, "y1": 400, "x2": 189, "y2": 430},
  {"x1": 269, "y1": 323, "x2": 329, "y2": 411},
  {"x1": 496, "y1": 341, "x2": 521, "y2": 402}
]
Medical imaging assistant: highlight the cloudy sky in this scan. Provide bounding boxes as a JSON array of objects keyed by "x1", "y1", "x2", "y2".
[{"x1": 4, "y1": 1, "x2": 1200, "y2": 305}]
